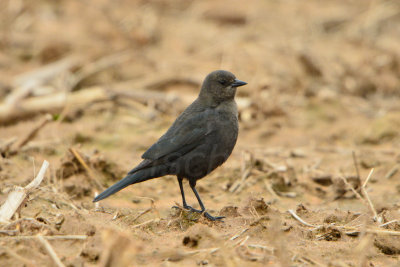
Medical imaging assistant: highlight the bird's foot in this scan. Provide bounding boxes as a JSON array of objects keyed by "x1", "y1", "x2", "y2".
[
  {"x1": 203, "y1": 212, "x2": 225, "y2": 221},
  {"x1": 172, "y1": 205, "x2": 224, "y2": 221},
  {"x1": 172, "y1": 205, "x2": 202, "y2": 213},
  {"x1": 184, "y1": 206, "x2": 225, "y2": 221},
  {"x1": 183, "y1": 205, "x2": 203, "y2": 213}
]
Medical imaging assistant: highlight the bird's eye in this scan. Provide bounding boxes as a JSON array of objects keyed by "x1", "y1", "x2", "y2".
[{"x1": 218, "y1": 80, "x2": 227, "y2": 85}]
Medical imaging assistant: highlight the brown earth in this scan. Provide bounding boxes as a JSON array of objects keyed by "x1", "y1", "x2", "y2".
[{"x1": 1, "y1": 0, "x2": 400, "y2": 266}]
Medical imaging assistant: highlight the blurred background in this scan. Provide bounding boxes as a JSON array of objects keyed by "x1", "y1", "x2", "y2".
[{"x1": 1, "y1": 0, "x2": 400, "y2": 266}]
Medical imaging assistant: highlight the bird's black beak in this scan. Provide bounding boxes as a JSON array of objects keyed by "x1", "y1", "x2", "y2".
[{"x1": 232, "y1": 79, "x2": 247, "y2": 87}]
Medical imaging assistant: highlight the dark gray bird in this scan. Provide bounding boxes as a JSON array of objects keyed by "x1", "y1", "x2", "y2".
[{"x1": 93, "y1": 70, "x2": 247, "y2": 220}]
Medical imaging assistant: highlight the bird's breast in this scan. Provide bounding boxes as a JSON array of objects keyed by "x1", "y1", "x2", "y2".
[{"x1": 211, "y1": 103, "x2": 239, "y2": 156}]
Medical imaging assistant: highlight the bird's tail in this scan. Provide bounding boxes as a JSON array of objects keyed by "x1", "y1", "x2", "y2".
[{"x1": 93, "y1": 165, "x2": 168, "y2": 202}]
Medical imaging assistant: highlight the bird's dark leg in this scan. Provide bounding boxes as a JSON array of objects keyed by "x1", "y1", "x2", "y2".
[
  {"x1": 175, "y1": 176, "x2": 202, "y2": 213},
  {"x1": 189, "y1": 181, "x2": 225, "y2": 221},
  {"x1": 177, "y1": 176, "x2": 188, "y2": 207}
]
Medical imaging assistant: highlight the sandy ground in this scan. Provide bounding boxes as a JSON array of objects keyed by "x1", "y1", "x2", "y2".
[{"x1": 1, "y1": 0, "x2": 400, "y2": 266}]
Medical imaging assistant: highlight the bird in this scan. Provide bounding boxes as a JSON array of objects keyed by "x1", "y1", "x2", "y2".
[{"x1": 93, "y1": 70, "x2": 247, "y2": 221}]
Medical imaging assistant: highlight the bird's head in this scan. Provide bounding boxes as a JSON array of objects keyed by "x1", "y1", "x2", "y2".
[{"x1": 199, "y1": 70, "x2": 247, "y2": 105}]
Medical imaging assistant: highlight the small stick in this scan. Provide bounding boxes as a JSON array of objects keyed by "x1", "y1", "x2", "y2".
[
  {"x1": 37, "y1": 235, "x2": 66, "y2": 267},
  {"x1": 7, "y1": 57, "x2": 80, "y2": 106},
  {"x1": 131, "y1": 219, "x2": 155, "y2": 229},
  {"x1": 26, "y1": 161, "x2": 50, "y2": 190},
  {"x1": 264, "y1": 180, "x2": 280, "y2": 199},
  {"x1": 0, "y1": 85, "x2": 183, "y2": 125},
  {"x1": 361, "y1": 169, "x2": 379, "y2": 222},
  {"x1": 229, "y1": 168, "x2": 251, "y2": 193},
  {"x1": 9, "y1": 114, "x2": 52, "y2": 154},
  {"x1": 362, "y1": 168, "x2": 374, "y2": 188},
  {"x1": 183, "y1": 247, "x2": 219, "y2": 256},
  {"x1": 300, "y1": 256, "x2": 326, "y2": 267},
  {"x1": 3, "y1": 247, "x2": 37, "y2": 267},
  {"x1": 249, "y1": 206, "x2": 260, "y2": 219},
  {"x1": 339, "y1": 175, "x2": 363, "y2": 200},
  {"x1": 112, "y1": 210, "x2": 121, "y2": 220},
  {"x1": 69, "y1": 148, "x2": 104, "y2": 190},
  {"x1": 352, "y1": 151, "x2": 360, "y2": 180},
  {"x1": 235, "y1": 168, "x2": 252, "y2": 193},
  {"x1": 131, "y1": 207, "x2": 152, "y2": 222},
  {"x1": 71, "y1": 51, "x2": 135, "y2": 89},
  {"x1": 230, "y1": 228, "x2": 249, "y2": 240},
  {"x1": 0, "y1": 160, "x2": 49, "y2": 223},
  {"x1": 0, "y1": 229, "x2": 18, "y2": 235},
  {"x1": 0, "y1": 137, "x2": 17, "y2": 154},
  {"x1": 134, "y1": 196, "x2": 156, "y2": 203},
  {"x1": 236, "y1": 235, "x2": 249, "y2": 246},
  {"x1": 380, "y1": 220, "x2": 398, "y2": 228},
  {"x1": 365, "y1": 229, "x2": 400, "y2": 236},
  {"x1": 247, "y1": 244, "x2": 274, "y2": 252},
  {"x1": 229, "y1": 151, "x2": 252, "y2": 193},
  {"x1": 12, "y1": 57, "x2": 80, "y2": 89},
  {"x1": 4, "y1": 217, "x2": 54, "y2": 232},
  {"x1": 288, "y1": 209, "x2": 318, "y2": 228},
  {"x1": 385, "y1": 165, "x2": 398, "y2": 179},
  {"x1": 0, "y1": 235, "x2": 88, "y2": 241},
  {"x1": 133, "y1": 196, "x2": 159, "y2": 218},
  {"x1": 310, "y1": 159, "x2": 322, "y2": 171},
  {"x1": 344, "y1": 228, "x2": 400, "y2": 236},
  {"x1": 277, "y1": 191, "x2": 297, "y2": 198}
]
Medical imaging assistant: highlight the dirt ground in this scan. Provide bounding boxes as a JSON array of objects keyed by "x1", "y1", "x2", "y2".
[{"x1": 1, "y1": 0, "x2": 400, "y2": 266}]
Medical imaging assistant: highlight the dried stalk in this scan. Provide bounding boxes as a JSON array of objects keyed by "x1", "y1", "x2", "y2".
[
  {"x1": 0, "y1": 160, "x2": 49, "y2": 223},
  {"x1": 360, "y1": 169, "x2": 379, "y2": 222},
  {"x1": 69, "y1": 148, "x2": 104, "y2": 190},
  {"x1": 8, "y1": 114, "x2": 52, "y2": 155},
  {"x1": 0, "y1": 235, "x2": 88, "y2": 241},
  {"x1": 37, "y1": 235, "x2": 66, "y2": 267},
  {"x1": 131, "y1": 219, "x2": 156, "y2": 229},
  {"x1": 3, "y1": 247, "x2": 37, "y2": 267},
  {"x1": 288, "y1": 209, "x2": 319, "y2": 228}
]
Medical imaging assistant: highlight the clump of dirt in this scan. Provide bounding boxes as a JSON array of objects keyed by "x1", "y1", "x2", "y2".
[
  {"x1": 56, "y1": 148, "x2": 123, "y2": 181},
  {"x1": 374, "y1": 237, "x2": 400, "y2": 255},
  {"x1": 63, "y1": 174, "x2": 93, "y2": 198},
  {"x1": 167, "y1": 207, "x2": 203, "y2": 230},
  {"x1": 219, "y1": 205, "x2": 241, "y2": 218},
  {"x1": 182, "y1": 235, "x2": 199, "y2": 247},
  {"x1": 182, "y1": 224, "x2": 219, "y2": 248},
  {"x1": 323, "y1": 210, "x2": 359, "y2": 224},
  {"x1": 241, "y1": 197, "x2": 270, "y2": 217},
  {"x1": 313, "y1": 226, "x2": 343, "y2": 241}
]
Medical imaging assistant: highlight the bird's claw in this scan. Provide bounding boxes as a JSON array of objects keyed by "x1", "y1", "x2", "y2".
[
  {"x1": 184, "y1": 207, "x2": 225, "y2": 221},
  {"x1": 203, "y1": 212, "x2": 225, "y2": 221},
  {"x1": 172, "y1": 205, "x2": 202, "y2": 213},
  {"x1": 183, "y1": 205, "x2": 203, "y2": 214},
  {"x1": 173, "y1": 205, "x2": 224, "y2": 221}
]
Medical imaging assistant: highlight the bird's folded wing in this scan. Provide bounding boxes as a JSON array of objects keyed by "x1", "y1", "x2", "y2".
[{"x1": 142, "y1": 110, "x2": 214, "y2": 160}]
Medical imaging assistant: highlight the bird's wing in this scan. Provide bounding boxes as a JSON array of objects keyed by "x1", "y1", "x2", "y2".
[{"x1": 142, "y1": 109, "x2": 215, "y2": 161}]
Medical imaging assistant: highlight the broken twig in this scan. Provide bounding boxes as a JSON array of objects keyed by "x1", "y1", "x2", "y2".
[
  {"x1": 288, "y1": 209, "x2": 318, "y2": 228},
  {"x1": 37, "y1": 235, "x2": 66, "y2": 267},
  {"x1": 0, "y1": 235, "x2": 88, "y2": 241},
  {"x1": 8, "y1": 114, "x2": 53, "y2": 155},
  {"x1": 0, "y1": 160, "x2": 49, "y2": 223},
  {"x1": 69, "y1": 148, "x2": 104, "y2": 190}
]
